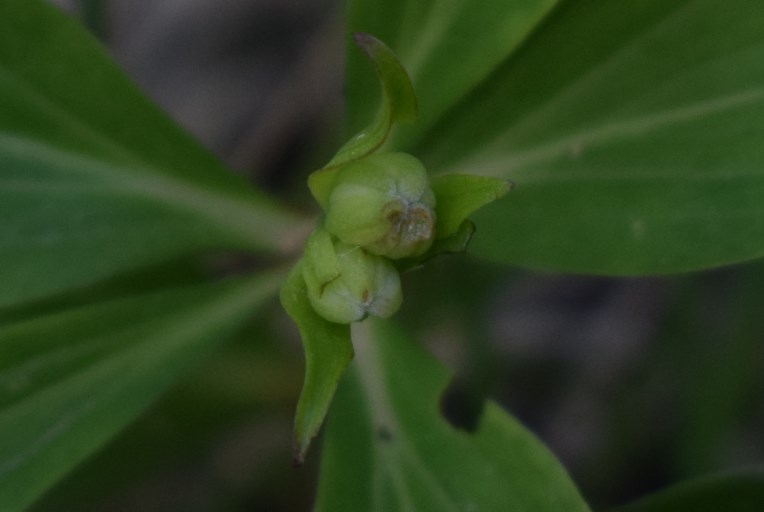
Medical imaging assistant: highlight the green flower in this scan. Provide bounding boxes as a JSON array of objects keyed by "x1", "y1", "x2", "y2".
[{"x1": 324, "y1": 152, "x2": 436, "y2": 259}]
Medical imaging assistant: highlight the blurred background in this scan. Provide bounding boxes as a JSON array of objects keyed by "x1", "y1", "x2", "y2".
[{"x1": 35, "y1": 1, "x2": 764, "y2": 510}]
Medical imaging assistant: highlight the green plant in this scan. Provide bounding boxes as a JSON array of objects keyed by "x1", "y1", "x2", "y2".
[{"x1": 2, "y1": 0, "x2": 764, "y2": 510}]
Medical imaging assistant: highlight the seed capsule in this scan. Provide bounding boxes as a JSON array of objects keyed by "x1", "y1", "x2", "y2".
[
  {"x1": 301, "y1": 229, "x2": 402, "y2": 324},
  {"x1": 324, "y1": 152, "x2": 436, "y2": 259}
]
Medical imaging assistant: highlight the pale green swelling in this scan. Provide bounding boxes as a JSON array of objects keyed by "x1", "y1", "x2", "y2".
[
  {"x1": 325, "y1": 152, "x2": 436, "y2": 259},
  {"x1": 302, "y1": 232, "x2": 402, "y2": 324}
]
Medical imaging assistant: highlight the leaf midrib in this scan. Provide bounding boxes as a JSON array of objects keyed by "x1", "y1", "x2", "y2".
[
  {"x1": 0, "y1": 66, "x2": 152, "y2": 167},
  {"x1": 0, "y1": 272, "x2": 283, "y2": 481},
  {"x1": 0, "y1": 64, "x2": 302, "y2": 254},
  {"x1": 0, "y1": 133, "x2": 301, "y2": 253},
  {"x1": 354, "y1": 323, "x2": 462, "y2": 512},
  {"x1": 477, "y1": 0, "x2": 699, "y2": 155},
  {"x1": 455, "y1": 86, "x2": 764, "y2": 178}
]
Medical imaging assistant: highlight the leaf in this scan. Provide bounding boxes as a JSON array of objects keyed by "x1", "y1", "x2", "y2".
[
  {"x1": 315, "y1": 320, "x2": 590, "y2": 512},
  {"x1": 409, "y1": 0, "x2": 764, "y2": 274},
  {"x1": 0, "y1": 272, "x2": 283, "y2": 512},
  {"x1": 431, "y1": 174, "x2": 512, "y2": 239},
  {"x1": 0, "y1": 0, "x2": 300, "y2": 306},
  {"x1": 309, "y1": 33, "x2": 417, "y2": 208},
  {"x1": 279, "y1": 264, "x2": 353, "y2": 465},
  {"x1": 611, "y1": 468, "x2": 764, "y2": 512}
]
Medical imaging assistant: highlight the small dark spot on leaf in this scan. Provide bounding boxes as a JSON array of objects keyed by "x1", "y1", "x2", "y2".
[
  {"x1": 440, "y1": 377, "x2": 485, "y2": 433},
  {"x1": 377, "y1": 425, "x2": 393, "y2": 442}
]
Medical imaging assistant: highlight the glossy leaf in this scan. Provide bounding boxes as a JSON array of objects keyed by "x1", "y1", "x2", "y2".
[
  {"x1": 417, "y1": 0, "x2": 764, "y2": 274},
  {"x1": 309, "y1": 33, "x2": 417, "y2": 208},
  {"x1": 279, "y1": 264, "x2": 353, "y2": 465},
  {"x1": 0, "y1": 272, "x2": 283, "y2": 512},
  {"x1": 315, "y1": 321, "x2": 590, "y2": 512},
  {"x1": 612, "y1": 468, "x2": 764, "y2": 512},
  {"x1": 0, "y1": 0, "x2": 299, "y2": 306}
]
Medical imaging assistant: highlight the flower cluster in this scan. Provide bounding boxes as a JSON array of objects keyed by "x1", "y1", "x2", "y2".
[
  {"x1": 280, "y1": 32, "x2": 511, "y2": 463},
  {"x1": 302, "y1": 152, "x2": 436, "y2": 324}
]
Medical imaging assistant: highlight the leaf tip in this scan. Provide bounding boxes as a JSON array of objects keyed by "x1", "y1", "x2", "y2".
[
  {"x1": 490, "y1": 179, "x2": 514, "y2": 200},
  {"x1": 292, "y1": 426, "x2": 320, "y2": 467},
  {"x1": 292, "y1": 443, "x2": 307, "y2": 468},
  {"x1": 350, "y1": 31, "x2": 417, "y2": 125},
  {"x1": 352, "y1": 31, "x2": 378, "y2": 55}
]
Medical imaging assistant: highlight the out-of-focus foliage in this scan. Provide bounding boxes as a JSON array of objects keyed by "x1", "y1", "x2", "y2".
[{"x1": 611, "y1": 468, "x2": 764, "y2": 512}]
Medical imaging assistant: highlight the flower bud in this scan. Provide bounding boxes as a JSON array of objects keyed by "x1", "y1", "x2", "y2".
[
  {"x1": 324, "y1": 152, "x2": 436, "y2": 259},
  {"x1": 301, "y1": 230, "x2": 402, "y2": 324}
]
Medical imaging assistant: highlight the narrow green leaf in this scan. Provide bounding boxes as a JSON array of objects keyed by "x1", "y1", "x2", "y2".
[
  {"x1": 611, "y1": 468, "x2": 764, "y2": 512},
  {"x1": 0, "y1": 0, "x2": 301, "y2": 306},
  {"x1": 0, "y1": 272, "x2": 283, "y2": 512},
  {"x1": 279, "y1": 264, "x2": 353, "y2": 465},
  {"x1": 0, "y1": 0, "x2": 269, "y2": 193},
  {"x1": 0, "y1": 136, "x2": 297, "y2": 308},
  {"x1": 309, "y1": 33, "x2": 417, "y2": 208},
  {"x1": 315, "y1": 321, "x2": 590, "y2": 512},
  {"x1": 413, "y1": 0, "x2": 764, "y2": 274},
  {"x1": 431, "y1": 174, "x2": 512, "y2": 239}
]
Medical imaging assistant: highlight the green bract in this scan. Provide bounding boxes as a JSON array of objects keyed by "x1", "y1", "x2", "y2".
[{"x1": 325, "y1": 152, "x2": 436, "y2": 259}]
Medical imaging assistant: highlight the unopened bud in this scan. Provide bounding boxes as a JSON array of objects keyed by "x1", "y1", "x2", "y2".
[
  {"x1": 302, "y1": 230, "x2": 402, "y2": 324},
  {"x1": 324, "y1": 152, "x2": 436, "y2": 259}
]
